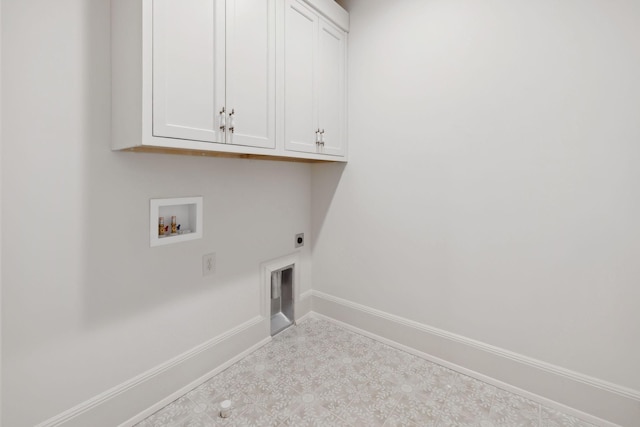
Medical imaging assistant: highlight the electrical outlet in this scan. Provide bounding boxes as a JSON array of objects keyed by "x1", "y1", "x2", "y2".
[
  {"x1": 202, "y1": 253, "x2": 216, "y2": 276},
  {"x1": 295, "y1": 233, "x2": 304, "y2": 248}
]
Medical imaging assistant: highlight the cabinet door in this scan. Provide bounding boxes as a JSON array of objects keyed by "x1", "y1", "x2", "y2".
[
  {"x1": 284, "y1": 0, "x2": 318, "y2": 154},
  {"x1": 153, "y1": 0, "x2": 226, "y2": 143},
  {"x1": 317, "y1": 18, "x2": 346, "y2": 156},
  {"x1": 225, "y1": 0, "x2": 276, "y2": 149}
]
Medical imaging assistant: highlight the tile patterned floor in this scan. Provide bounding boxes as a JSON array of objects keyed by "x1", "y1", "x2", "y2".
[{"x1": 136, "y1": 318, "x2": 598, "y2": 427}]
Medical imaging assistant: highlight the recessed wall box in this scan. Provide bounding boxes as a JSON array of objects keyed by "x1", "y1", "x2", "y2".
[{"x1": 150, "y1": 196, "x2": 203, "y2": 247}]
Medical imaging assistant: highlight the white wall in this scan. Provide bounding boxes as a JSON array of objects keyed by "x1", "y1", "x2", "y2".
[
  {"x1": 3, "y1": 0, "x2": 640, "y2": 424},
  {"x1": 0, "y1": 1, "x2": 311, "y2": 426},
  {"x1": 314, "y1": 0, "x2": 640, "y2": 406},
  {"x1": 0, "y1": 0, "x2": 3, "y2": 423}
]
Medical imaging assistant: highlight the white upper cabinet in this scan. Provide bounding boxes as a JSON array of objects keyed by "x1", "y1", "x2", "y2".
[
  {"x1": 283, "y1": 0, "x2": 347, "y2": 157},
  {"x1": 153, "y1": 0, "x2": 274, "y2": 149},
  {"x1": 152, "y1": 0, "x2": 224, "y2": 143},
  {"x1": 317, "y1": 18, "x2": 347, "y2": 156},
  {"x1": 225, "y1": 0, "x2": 276, "y2": 149},
  {"x1": 112, "y1": 0, "x2": 347, "y2": 162},
  {"x1": 283, "y1": 0, "x2": 318, "y2": 155}
]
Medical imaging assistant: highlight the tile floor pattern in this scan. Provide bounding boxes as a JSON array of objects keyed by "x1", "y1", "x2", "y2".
[{"x1": 136, "y1": 318, "x2": 597, "y2": 427}]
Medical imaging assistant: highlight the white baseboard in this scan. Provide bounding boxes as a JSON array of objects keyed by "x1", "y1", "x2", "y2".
[
  {"x1": 34, "y1": 290, "x2": 312, "y2": 427},
  {"x1": 33, "y1": 291, "x2": 639, "y2": 427},
  {"x1": 296, "y1": 289, "x2": 314, "y2": 322},
  {"x1": 36, "y1": 316, "x2": 269, "y2": 427},
  {"x1": 310, "y1": 290, "x2": 639, "y2": 427}
]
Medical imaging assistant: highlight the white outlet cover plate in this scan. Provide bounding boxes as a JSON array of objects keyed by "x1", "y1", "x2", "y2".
[{"x1": 203, "y1": 253, "x2": 216, "y2": 276}]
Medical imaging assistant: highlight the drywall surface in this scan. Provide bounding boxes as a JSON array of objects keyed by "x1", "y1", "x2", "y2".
[
  {"x1": 0, "y1": 0, "x2": 311, "y2": 425},
  {"x1": 0, "y1": 1, "x2": 3, "y2": 424},
  {"x1": 315, "y1": 0, "x2": 640, "y2": 394}
]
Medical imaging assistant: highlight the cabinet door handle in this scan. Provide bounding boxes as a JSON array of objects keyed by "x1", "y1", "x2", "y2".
[
  {"x1": 320, "y1": 129, "x2": 325, "y2": 146},
  {"x1": 229, "y1": 109, "x2": 235, "y2": 134},
  {"x1": 315, "y1": 129, "x2": 320, "y2": 145},
  {"x1": 219, "y1": 107, "x2": 226, "y2": 132}
]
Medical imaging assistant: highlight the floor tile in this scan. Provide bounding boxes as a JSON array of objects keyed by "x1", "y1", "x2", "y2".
[
  {"x1": 487, "y1": 388, "x2": 540, "y2": 427},
  {"x1": 136, "y1": 318, "x2": 599, "y2": 427},
  {"x1": 541, "y1": 406, "x2": 597, "y2": 427},
  {"x1": 280, "y1": 400, "x2": 350, "y2": 426},
  {"x1": 136, "y1": 396, "x2": 205, "y2": 427}
]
